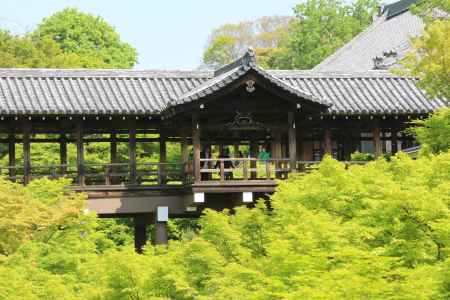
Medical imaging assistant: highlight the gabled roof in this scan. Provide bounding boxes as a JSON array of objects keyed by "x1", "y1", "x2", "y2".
[
  {"x1": 168, "y1": 49, "x2": 329, "y2": 109},
  {"x1": 313, "y1": 0, "x2": 423, "y2": 72}
]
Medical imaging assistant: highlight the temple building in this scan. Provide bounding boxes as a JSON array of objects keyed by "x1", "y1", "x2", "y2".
[{"x1": 0, "y1": 0, "x2": 447, "y2": 249}]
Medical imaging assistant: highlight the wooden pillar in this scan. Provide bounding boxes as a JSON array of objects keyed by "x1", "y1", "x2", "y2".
[
  {"x1": 192, "y1": 114, "x2": 201, "y2": 183},
  {"x1": 59, "y1": 135, "x2": 67, "y2": 175},
  {"x1": 109, "y1": 133, "x2": 117, "y2": 184},
  {"x1": 273, "y1": 131, "x2": 282, "y2": 159},
  {"x1": 324, "y1": 128, "x2": 332, "y2": 157},
  {"x1": 233, "y1": 143, "x2": 239, "y2": 157},
  {"x1": 76, "y1": 121, "x2": 85, "y2": 186},
  {"x1": 180, "y1": 134, "x2": 189, "y2": 183},
  {"x1": 250, "y1": 140, "x2": 258, "y2": 179},
  {"x1": 159, "y1": 132, "x2": 167, "y2": 184},
  {"x1": 8, "y1": 134, "x2": 16, "y2": 181},
  {"x1": 271, "y1": 130, "x2": 282, "y2": 179},
  {"x1": 129, "y1": 122, "x2": 137, "y2": 185},
  {"x1": 288, "y1": 111, "x2": 297, "y2": 172},
  {"x1": 22, "y1": 121, "x2": 31, "y2": 185},
  {"x1": 134, "y1": 214, "x2": 148, "y2": 253},
  {"x1": 110, "y1": 133, "x2": 118, "y2": 163},
  {"x1": 180, "y1": 134, "x2": 189, "y2": 163},
  {"x1": 373, "y1": 123, "x2": 382, "y2": 158},
  {"x1": 296, "y1": 128, "x2": 304, "y2": 161},
  {"x1": 343, "y1": 131, "x2": 353, "y2": 161},
  {"x1": 391, "y1": 129, "x2": 398, "y2": 154}
]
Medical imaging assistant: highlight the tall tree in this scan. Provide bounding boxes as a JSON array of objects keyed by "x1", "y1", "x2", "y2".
[
  {"x1": 270, "y1": 0, "x2": 379, "y2": 69},
  {"x1": 400, "y1": 0, "x2": 450, "y2": 100},
  {"x1": 0, "y1": 30, "x2": 87, "y2": 68},
  {"x1": 202, "y1": 16, "x2": 292, "y2": 69},
  {"x1": 31, "y1": 8, "x2": 137, "y2": 68}
]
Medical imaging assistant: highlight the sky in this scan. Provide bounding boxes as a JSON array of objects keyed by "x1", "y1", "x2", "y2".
[{"x1": 1, "y1": 0, "x2": 300, "y2": 70}]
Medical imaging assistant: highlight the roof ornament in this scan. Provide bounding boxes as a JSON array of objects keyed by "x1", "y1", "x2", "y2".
[
  {"x1": 214, "y1": 47, "x2": 257, "y2": 76},
  {"x1": 243, "y1": 47, "x2": 257, "y2": 67},
  {"x1": 245, "y1": 80, "x2": 256, "y2": 93}
]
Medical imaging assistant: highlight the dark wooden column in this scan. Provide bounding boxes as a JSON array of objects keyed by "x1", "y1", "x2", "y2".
[
  {"x1": 59, "y1": 134, "x2": 67, "y2": 175},
  {"x1": 391, "y1": 129, "x2": 398, "y2": 154},
  {"x1": 296, "y1": 128, "x2": 304, "y2": 161},
  {"x1": 109, "y1": 133, "x2": 117, "y2": 185},
  {"x1": 76, "y1": 121, "x2": 85, "y2": 186},
  {"x1": 250, "y1": 140, "x2": 258, "y2": 180},
  {"x1": 373, "y1": 123, "x2": 382, "y2": 158},
  {"x1": 180, "y1": 133, "x2": 189, "y2": 183},
  {"x1": 22, "y1": 121, "x2": 31, "y2": 185},
  {"x1": 272, "y1": 130, "x2": 282, "y2": 159},
  {"x1": 192, "y1": 114, "x2": 201, "y2": 183},
  {"x1": 288, "y1": 111, "x2": 297, "y2": 172},
  {"x1": 233, "y1": 143, "x2": 239, "y2": 157},
  {"x1": 343, "y1": 131, "x2": 353, "y2": 161},
  {"x1": 134, "y1": 214, "x2": 148, "y2": 253},
  {"x1": 324, "y1": 128, "x2": 332, "y2": 156},
  {"x1": 159, "y1": 132, "x2": 167, "y2": 184},
  {"x1": 129, "y1": 122, "x2": 137, "y2": 185},
  {"x1": 8, "y1": 134, "x2": 16, "y2": 181},
  {"x1": 271, "y1": 130, "x2": 282, "y2": 179}
]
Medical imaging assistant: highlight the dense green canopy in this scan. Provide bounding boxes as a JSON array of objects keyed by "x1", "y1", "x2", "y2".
[{"x1": 0, "y1": 152, "x2": 449, "y2": 299}]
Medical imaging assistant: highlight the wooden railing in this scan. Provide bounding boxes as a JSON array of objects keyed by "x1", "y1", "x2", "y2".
[
  {"x1": 0, "y1": 160, "x2": 367, "y2": 186},
  {"x1": 197, "y1": 158, "x2": 368, "y2": 182},
  {"x1": 0, "y1": 162, "x2": 190, "y2": 186}
]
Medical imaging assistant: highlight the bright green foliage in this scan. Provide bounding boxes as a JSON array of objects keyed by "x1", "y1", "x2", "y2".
[
  {"x1": 271, "y1": 0, "x2": 378, "y2": 69},
  {"x1": 0, "y1": 178, "x2": 85, "y2": 256},
  {"x1": 31, "y1": 8, "x2": 137, "y2": 68},
  {"x1": 400, "y1": 19, "x2": 450, "y2": 100},
  {"x1": 410, "y1": 108, "x2": 450, "y2": 154},
  {"x1": 1, "y1": 153, "x2": 449, "y2": 299},
  {"x1": 0, "y1": 30, "x2": 87, "y2": 68}
]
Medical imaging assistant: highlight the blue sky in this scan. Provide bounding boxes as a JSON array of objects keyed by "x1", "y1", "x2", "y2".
[{"x1": 1, "y1": 0, "x2": 300, "y2": 70}]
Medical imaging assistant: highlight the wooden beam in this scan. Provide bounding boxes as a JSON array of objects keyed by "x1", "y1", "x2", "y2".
[
  {"x1": 159, "y1": 132, "x2": 167, "y2": 184},
  {"x1": 250, "y1": 140, "x2": 258, "y2": 180},
  {"x1": 60, "y1": 135, "x2": 67, "y2": 175},
  {"x1": 343, "y1": 131, "x2": 353, "y2": 161},
  {"x1": 8, "y1": 134, "x2": 15, "y2": 181},
  {"x1": 134, "y1": 214, "x2": 148, "y2": 253},
  {"x1": 22, "y1": 121, "x2": 31, "y2": 185},
  {"x1": 192, "y1": 114, "x2": 201, "y2": 183},
  {"x1": 373, "y1": 124, "x2": 382, "y2": 158},
  {"x1": 129, "y1": 122, "x2": 137, "y2": 185},
  {"x1": 76, "y1": 121, "x2": 85, "y2": 186},
  {"x1": 288, "y1": 111, "x2": 297, "y2": 172},
  {"x1": 110, "y1": 133, "x2": 118, "y2": 185},
  {"x1": 391, "y1": 129, "x2": 398, "y2": 154},
  {"x1": 324, "y1": 128, "x2": 332, "y2": 156},
  {"x1": 180, "y1": 134, "x2": 189, "y2": 184}
]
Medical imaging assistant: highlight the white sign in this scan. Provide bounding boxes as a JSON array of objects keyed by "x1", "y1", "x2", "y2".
[
  {"x1": 157, "y1": 206, "x2": 169, "y2": 222},
  {"x1": 243, "y1": 192, "x2": 253, "y2": 203},
  {"x1": 194, "y1": 192, "x2": 205, "y2": 203}
]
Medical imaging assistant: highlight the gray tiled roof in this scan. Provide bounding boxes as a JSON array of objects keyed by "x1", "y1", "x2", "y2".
[
  {"x1": 0, "y1": 69, "x2": 209, "y2": 115},
  {"x1": 0, "y1": 67, "x2": 447, "y2": 116},
  {"x1": 170, "y1": 49, "x2": 328, "y2": 108},
  {"x1": 313, "y1": 8, "x2": 424, "y2": 72},
  {"x1": 271, "y1": 70, "x2": 447, "y2": 114}
]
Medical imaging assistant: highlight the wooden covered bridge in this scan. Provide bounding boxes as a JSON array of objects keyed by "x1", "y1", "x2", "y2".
[{"x1": 0, "y1": 49, "x2": 446, "y2": 249}]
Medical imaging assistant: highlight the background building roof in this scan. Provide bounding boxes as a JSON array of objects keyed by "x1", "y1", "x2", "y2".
[{"x1": 313, "y1": 0, "x2": 423, "y2": 72}]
